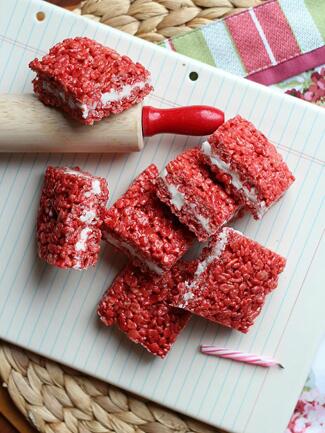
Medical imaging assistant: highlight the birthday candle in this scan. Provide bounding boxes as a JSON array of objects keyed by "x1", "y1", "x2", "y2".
[{"x1": 200, "y1": 345, "x2": 283, "y2": 368}]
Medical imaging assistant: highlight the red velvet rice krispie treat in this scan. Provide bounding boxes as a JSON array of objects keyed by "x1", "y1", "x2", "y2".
[
  {"x1": 172, "y1": 227, "x2": 286, "y2": 333},
  {"x1": 29, "y1": 37, "x2": 153, "y2": 125},
  {"x1": 201, "y1": 116, "x2": 295, "y2": 219},
  {"x1": 156, "y1": 148, "x2": 239, "y2": 241},
  {"x1": 103, "y1": 165, "x2": 194, "y2": 274},
  {"x1": 37, "y1": 166, "x2": 109, "y2": 270},
  {"x1": 98, "y1": 261, "x2": 194, "y2": 357}
]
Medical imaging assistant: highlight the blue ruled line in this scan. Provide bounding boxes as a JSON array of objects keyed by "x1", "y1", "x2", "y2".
[
  {"x1": 181, "y1": 83, "x2": 262, "y2": 414},
  {"x1": 186, "y1": 85, "x2": 267, "y2": 418},
  {"x1": 239, "y1": 129, "x2": 324, "y2": 428},
  {"x1": 37, "y1": 23, "x2": 106, "y2": 357},
  {"x1": 30, "y1": 22, "x2": 100, "y2": 345},
  {"x1": 0, "y1": 0, "x2": 31, "y2": 85},
  {"x1": 0, "y1": 8, "x2": 66, "y2": 323},
  {"x1": 0, "y1": 156, "x2": 62, "y2": 329},
  {"x1": 113, "y1": 61, "x2": 206, "y2": 390},
  {"x1": 0, "y1": 0, "x2": 19, "y2": 50},
  {"x1": 206, "y1": 101, "x2": 303, "y2": 423},
  {"x1": 89, "y1": 46, "x2": 174, "y2": 377},
  {"x1": 7, "y1": 8, "x2": 55, "y2": 93},
  {"x1": 20, "y1": 7, "x2": 56, "y2": 93},
  {"x1": 55, "y1": 44, "x2": 138, "y2": 362},
  {"x1": 0, "y1": 2, "x2": 324, "y2": 430},
  {"x1": 107, "y1": 82, "x2": 197, "y2": 384},
  {"x1": 6, "y1": 9, "x2": 77, "y2": 340},
  {"x1": 0, "y1": 155, "x2": 12, "y2": 186},
  {"x1": 0, "y1": 155, "x2": 37, "y2": 245},
  {"x1": 148, "y1": 74, "x2": 242, "y2": 402},
  {"x1": 209, "y1": 104, "x2": 308, "y2": 426},
  {"x1": 14, "y1": 155, "x2": 77, "y2": 342},
  {"x1": 51, "y1": 31, "x2": 157, "y2": 363},
  {"x1": 242, "y1": 177, "x2": 324, "y2": 433},
  {"x1": 230, "y1": 113, "x2": 323, "y2": 431}
]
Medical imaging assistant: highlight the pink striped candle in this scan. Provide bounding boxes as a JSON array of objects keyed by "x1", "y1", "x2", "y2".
[{"x1": 200, "y1": 345, "x2": 283, "y2": 368}]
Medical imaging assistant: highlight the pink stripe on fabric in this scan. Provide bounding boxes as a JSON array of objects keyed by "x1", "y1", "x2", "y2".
[
  {"x1": 226, "y1": 12, "x2": 271, "y2": 74},
  {"x1": 167, "y1": 39, "x2": 176, "y2": 51},
  {"x1": 247, "y1": 46, "x2": 325, "y2": 85},
  {"x1": 255, "y1": 1, "x2": 301, "y2": 63}
]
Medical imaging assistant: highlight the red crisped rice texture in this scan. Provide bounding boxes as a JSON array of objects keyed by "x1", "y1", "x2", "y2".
[
  {"x1": 156, "y1": 148, "x2": 239, "y2": 241},
  {"x1": 37, "y1": 166, "x2": 109, "y2": 269},
  {"x1": 29, "y1": 37, "x2": 153, "y2": 125},
  {"x1": 172, "y1": 227, "x2": 286, "y2": 333},
  {"x1": 97, "y1": 261, "x2": 195, "y2": 357},
  {"x1": 102, "y1": 164, "x2": 194, "y2": 274},
  {"x1": 203, "y1": 115, "x2": 295, "y2": 219}
]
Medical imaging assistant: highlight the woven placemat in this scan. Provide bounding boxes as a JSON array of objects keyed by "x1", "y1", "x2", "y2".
[
  {"x1": 1, "y1": 2, "x2": 267, "y2": 432},
  {"x1": 74, "y1": 0, "x2": 265, "y2": 42},
  {"x1": 0, "y1": 342, "x2": 223, "y2": 433}
]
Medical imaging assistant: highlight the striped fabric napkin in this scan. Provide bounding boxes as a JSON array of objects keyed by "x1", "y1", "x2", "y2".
[{"x1": 160, "y1": 0, "x2": 325, "y2": 106}]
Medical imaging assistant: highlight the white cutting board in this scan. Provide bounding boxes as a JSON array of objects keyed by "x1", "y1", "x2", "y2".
[{"x1": 0, "y1": 1, "x2": 324, "y2": 432}]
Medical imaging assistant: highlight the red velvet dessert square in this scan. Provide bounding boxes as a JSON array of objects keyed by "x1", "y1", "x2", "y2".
[
  {"x1": 102, "y1": 165, "x2": 194, "y2": 275},
  {"x1": 29, "y1": 37, "x2": 153, "y2": 125},
  {"x1": 37, "y1": 166, "x2": 109, "y2": 270},
  {"x1": 156, "y1": 148, "x2": 239, "y2": 241},
  {"x1": 172, "y1": 227, "x2": 286, "y2": 333},
  {"x1": 97, "y1": 262, "x2": 194, "y2": 358},
  {"x1": 201, "y1": 116, "x2": 295, "y2": 219}
]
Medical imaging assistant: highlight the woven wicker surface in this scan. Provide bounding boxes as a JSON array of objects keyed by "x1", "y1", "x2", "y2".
[
  {"x1": 0, "y1": 342, "x2": 224, "y2": 433},
  {"x1": 74, "y1": 0, "x2": 265, "y2": 42}
]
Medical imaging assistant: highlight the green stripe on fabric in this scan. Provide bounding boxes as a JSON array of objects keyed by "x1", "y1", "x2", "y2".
[
  {"x1": 172, "y1": 31, "x2": 216, "y2": 67},
  {"x1": 304, "y1": 0, "x2": 325, "y2": 40}
]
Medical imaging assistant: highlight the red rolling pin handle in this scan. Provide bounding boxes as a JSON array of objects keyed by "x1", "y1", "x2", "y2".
[{"x1": 142, "y1": 105, "x2": 224, "y2": 137}]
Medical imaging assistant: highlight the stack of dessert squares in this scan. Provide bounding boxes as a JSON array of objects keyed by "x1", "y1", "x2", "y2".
[
  {"x1": 97, "y1": 116, "x2": 294, "y2": 358},
  {"x1": 33, "y1": 37, "x2": 295, "y2": 358}
]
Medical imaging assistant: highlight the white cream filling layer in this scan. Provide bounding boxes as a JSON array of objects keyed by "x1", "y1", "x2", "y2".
[
  {"x1": 75, "y1": 227, "x2": 92, "y2": 251},
  {"x1": 167, "y1": 183, "x2": 185, "y2": 210},
  {"x1": 64, "y1": 168, "x2": 92, "y2": 178},
  {"x1": 72, "y1": 207, "x2": 99, "y2": 269},
  {"x1": 63, "y1": 168, "x2": 102, "y2": 269},
  {"x1": 80, "y1": 209, "x2": 97, "y2": 224},
  {"x1": 202, "y1": 141, "x2": 266, "y2": 217},
  {"x1": 81, "y1": 80, "x2": 149, "y2": 118},
  {"x1": 161, "y1": 173, "x2": 212, "y2": 235},
  {"x1": 64, "y1": 168, "x2": 102, "y2": 197},
  {"x1": 195, "y1": 228, "x2": 229, "y2": 277},
  {"x1": 101, "y1": 81, "x2": 148, "y2": 104},
  {"x1": 189, "y1": 204, "x2": 211, "y2": 234},
  {"x1": 73, "y1": 227, "x2": 93, "y2": 270},
  {"x1": 179, "y1": 228, "x2": 230, "y2": 307},
  {"x1": 90, "y1": 179, "x2": 101, "y2": 195},
  {"x1": 162, "y1": 170, "x2": 185, "y2": 210},
  {"x1": 43, "y1": 79, "x2": 149, "y2": 119},
  {"x1": 105, "y1": 233, "x2": 164, "y2": 275}
]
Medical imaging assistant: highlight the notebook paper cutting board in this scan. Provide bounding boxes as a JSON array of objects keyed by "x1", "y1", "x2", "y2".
[{"x1": 0, "y1": 1, "x2": 324, "y2": 432}]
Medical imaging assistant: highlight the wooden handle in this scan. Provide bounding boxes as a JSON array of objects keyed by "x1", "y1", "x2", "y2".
[{"x1": 0, "y1": 95, "x2": 143, "y2": 153}]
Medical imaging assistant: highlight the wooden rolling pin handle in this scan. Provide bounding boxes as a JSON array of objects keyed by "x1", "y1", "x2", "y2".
[
  {"x1": 0, "y1": 94, "x2": 143, "y2": 153},
  {"x1": 142, "y1": 105, "x2": 224, "y2": 137},
  {"x1": 0, "y1": 95, "x2": 225, "y2": 153}
]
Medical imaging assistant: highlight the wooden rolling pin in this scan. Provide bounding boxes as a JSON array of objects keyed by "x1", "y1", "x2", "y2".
[{"x1": 0, "y1": 95, "x2": 224, "y2": 153}]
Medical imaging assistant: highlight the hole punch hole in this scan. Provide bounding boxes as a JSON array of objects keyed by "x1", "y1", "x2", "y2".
[
  {"x1": 189, "y1": 71, "x2": 199, "y2": 81},
  {"x1": 36, "y1": 11, "x2": 46, "y2": 22}
]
